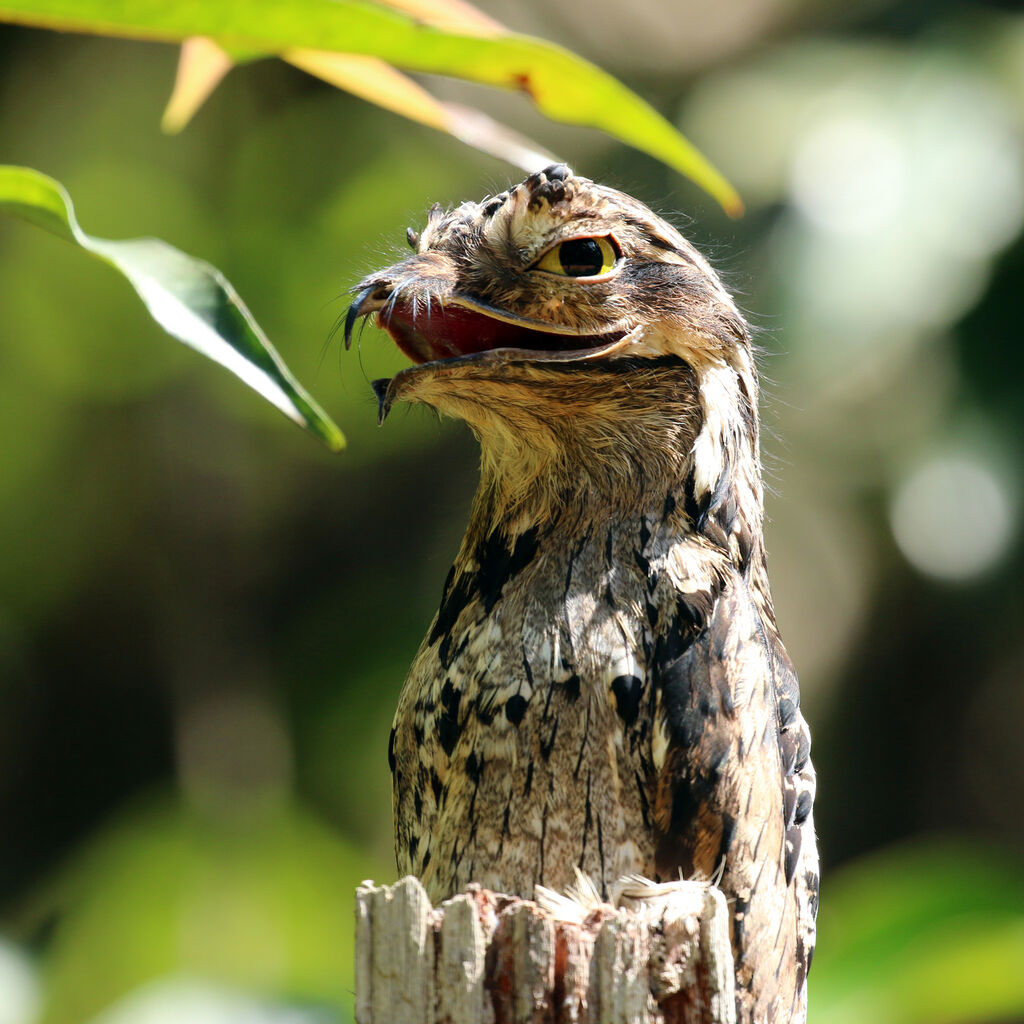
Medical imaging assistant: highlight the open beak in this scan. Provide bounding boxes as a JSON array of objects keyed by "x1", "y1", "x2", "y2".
[{"x1": 344, "y1": 286, "x2": 632, "y2": 367}]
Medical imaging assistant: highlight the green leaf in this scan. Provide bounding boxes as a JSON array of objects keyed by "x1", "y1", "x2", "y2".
[
  {"x1": 0, "y1": 166, "x2": 344, "y2": 450},
  {"x1": 37, "y1": 797, "x2": 385, "y2": 1022},
  {"x1": 0, "y1": 0, "x2": 742, "y2": 215},
  {"x1": 812, "y1": 840, "x2": 1024, "y2": 1024}
]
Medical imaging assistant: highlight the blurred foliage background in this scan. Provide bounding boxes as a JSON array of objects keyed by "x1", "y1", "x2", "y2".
[{"x1": 2, "y1": 0, "x2": 1024, "y2": 1021}]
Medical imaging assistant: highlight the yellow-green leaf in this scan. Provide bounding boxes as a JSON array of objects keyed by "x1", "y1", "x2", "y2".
[
  {"x1": 162, "y1": 36, "x2": 233, "y2": 133},
  {"x1": 0, "y1": 0, "x2": 743, "y2": 214},
  {"x1": 286, "y1": 50, "x2": 557, "y2": 171}
]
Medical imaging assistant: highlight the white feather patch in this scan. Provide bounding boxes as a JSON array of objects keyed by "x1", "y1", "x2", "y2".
[
  {"x1": 691, "y1": 363, "x2": 739, "y2": 498},
  {"x1": 652, "y1": 714, "x2": 670, "y2": 772}
]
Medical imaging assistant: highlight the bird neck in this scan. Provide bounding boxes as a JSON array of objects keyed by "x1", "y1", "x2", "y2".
[{"x1": 462, "y1": 352, "x2": 767, "y2": 584}]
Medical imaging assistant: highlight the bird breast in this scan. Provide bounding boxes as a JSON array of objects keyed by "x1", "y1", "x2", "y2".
[{"x1": 389, "y1": 498, "x2": 732, "y2": 904}]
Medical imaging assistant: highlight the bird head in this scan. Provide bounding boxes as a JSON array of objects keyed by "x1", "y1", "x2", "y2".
[{"x1": 346, "y1": 165, "x2": 755, "y2": 518}]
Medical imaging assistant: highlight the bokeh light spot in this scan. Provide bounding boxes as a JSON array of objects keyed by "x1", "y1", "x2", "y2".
[
  {"x1": 790, "y1": 109, "x2": 908, "y2": 237},
  {"x1": 91, "y1": 977, "x2": 331, "y2": 1024},
  {"x1": 890, "y1": 453, "x2": 1017, "y2": 580}
]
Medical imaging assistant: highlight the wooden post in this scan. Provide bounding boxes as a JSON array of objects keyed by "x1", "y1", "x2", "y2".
[{"x1": 355, "y1": 876, "x2": 736, "y2": 1024}]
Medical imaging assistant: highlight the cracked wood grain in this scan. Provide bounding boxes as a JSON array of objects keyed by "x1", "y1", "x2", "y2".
[{"x1": 355, "y1": 877, "x2": 736, "y2": 1024}]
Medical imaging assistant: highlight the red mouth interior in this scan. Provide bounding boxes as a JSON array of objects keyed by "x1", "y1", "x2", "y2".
[{"x1": 379, "y1": 300, "x2": 618, "y2": 364}]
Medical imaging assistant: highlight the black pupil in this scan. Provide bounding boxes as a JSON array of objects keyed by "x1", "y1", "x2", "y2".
[{"x1": 559, "y1": 238, "x2": 605, "y2": 276}]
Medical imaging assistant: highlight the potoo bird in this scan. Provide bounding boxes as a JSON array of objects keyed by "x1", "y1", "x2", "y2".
[{"x1": 346, "y1": 165, "x2": 818, "y2": 1023}]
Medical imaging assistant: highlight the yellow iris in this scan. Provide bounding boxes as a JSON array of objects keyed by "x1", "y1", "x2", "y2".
[{"x1": 535, "y1": 236, "x2": 619, "y2": 277}]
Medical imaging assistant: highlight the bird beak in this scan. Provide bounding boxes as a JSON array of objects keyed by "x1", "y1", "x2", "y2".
[
  {"x1": 343, "y1": 285, "x2": 390, "y2": 351},
  {"x1": 344, "y1": 256, "x2": 640, "y2": 427},
  {"x1": 369, "y1": 327, "x2": 644, "y2": 426}
]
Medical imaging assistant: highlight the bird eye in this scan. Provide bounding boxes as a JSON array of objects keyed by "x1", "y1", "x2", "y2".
[{"x1": 534, "y1": 236, "x2": 619, "y2": 277}]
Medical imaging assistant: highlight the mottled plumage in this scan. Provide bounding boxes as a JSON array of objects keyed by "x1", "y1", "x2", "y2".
[{"x1": 347, "y1": 165, "x2": 818, "y2": 1023}]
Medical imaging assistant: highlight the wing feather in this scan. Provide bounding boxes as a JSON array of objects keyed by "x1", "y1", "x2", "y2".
[{"x1": 650, "y1": 573, "x2": 816, "y2": 1023}]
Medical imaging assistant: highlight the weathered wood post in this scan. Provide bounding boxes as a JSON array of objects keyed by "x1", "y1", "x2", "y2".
[{"x1": 355, "y1": 876, "x2": 736, "y2": 1024}]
